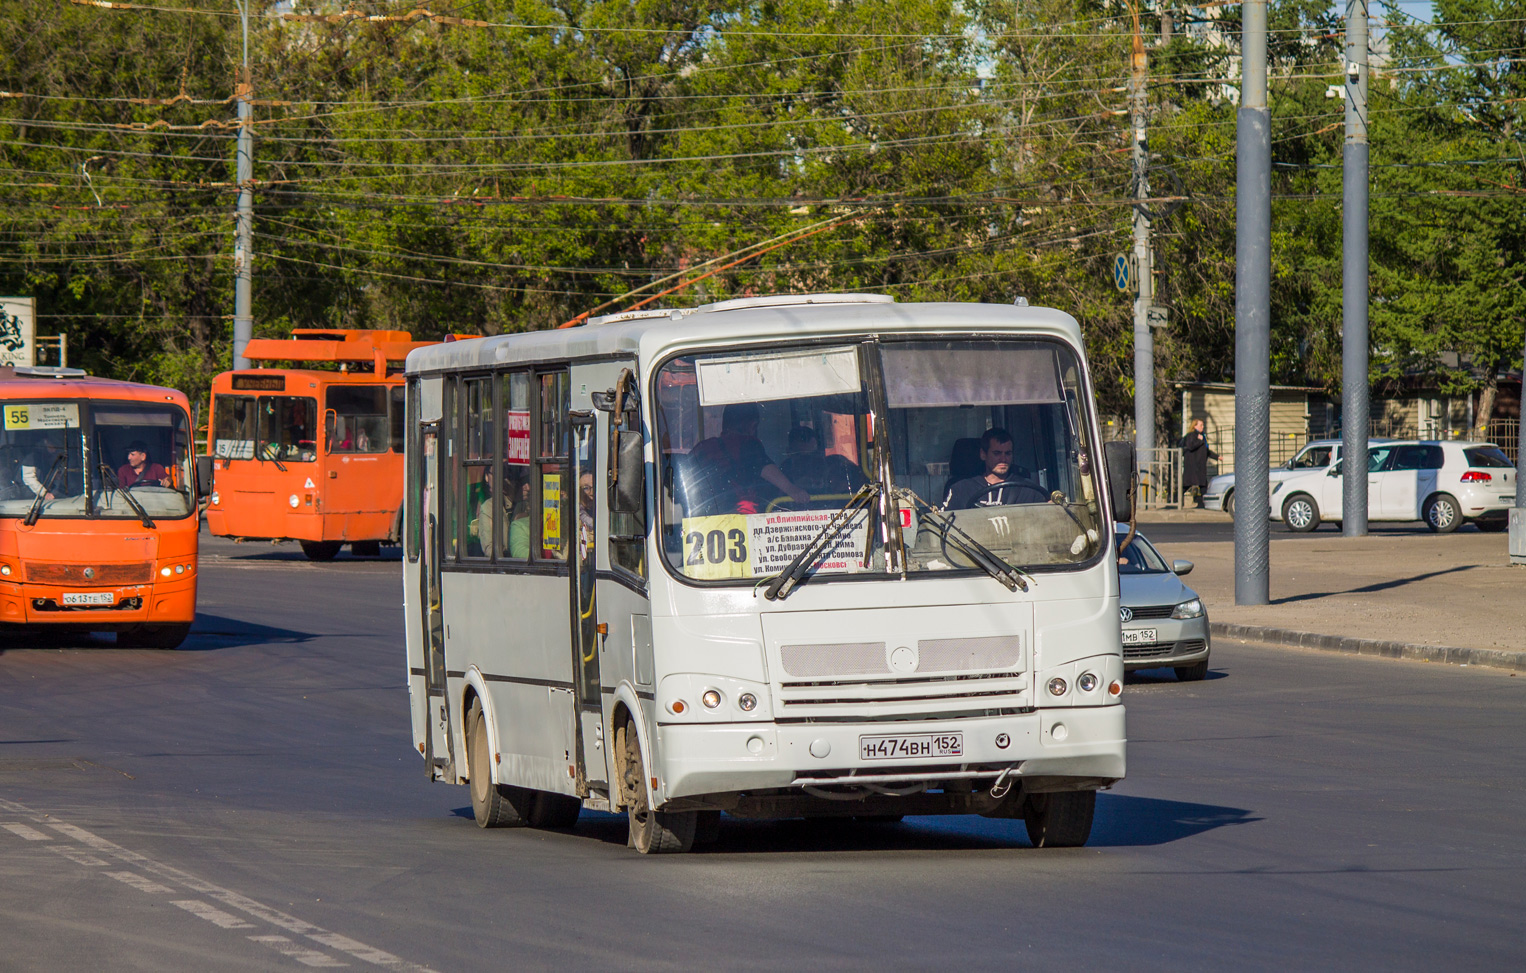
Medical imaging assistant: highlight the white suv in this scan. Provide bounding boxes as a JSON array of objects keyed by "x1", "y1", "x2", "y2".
[{"x1": 1270, "y1": 441, "x2": 1516, "y2": 532}]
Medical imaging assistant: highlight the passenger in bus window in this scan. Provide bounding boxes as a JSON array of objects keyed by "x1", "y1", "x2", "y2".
[
  {"x1": 779, "y1": 425, "x2": 868, "y2": 500},
  {"x1": 507, "y1": 477, "x2": 532, "y2": 559},
  {"x1": 942, "y1": 428, "x2": 1048, "y2": 510},
  {"x1": 118, "y1": 441, "x2": 170, "y2": 489},
  {"x1": 20, "y1": 432, "x2": 67, "y2": 500},
  {"x1": 686, "y1": 403, "x2": 808, "y2": 515}
]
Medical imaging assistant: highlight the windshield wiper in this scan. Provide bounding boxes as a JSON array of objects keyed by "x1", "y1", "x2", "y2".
[
  {"x1": 98, "y1": 463, "x2": 155, "y2": 528},
  {"x1": 895, "y1": 487, "x2": 1030, "y2": 592},
  {"x1": 257, "y1": 442, "x2": 287, "y2": 473},
  {"x1": 762, "y1": 483, "x2": 879, "y2": 601},
  {"x1": 23, "y1": 456, "x2": 65, "y2": 527}
]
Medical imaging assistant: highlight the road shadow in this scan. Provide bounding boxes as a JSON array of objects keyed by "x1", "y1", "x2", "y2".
[
  {"x1": 1271, "y1": 563, "x2": 1478, "y2": 605},
  {"x1": 203, "y1": 541, "x2": 403, "y2": 564},
  {"x1": 452, "y1": 792, "x2": 1257, "y2": 853},
  {"x1": 186, "y1": 612, "x2": 317, "y2": 649},
  {"x1": 1126, "y1": 666, "x2": 1228, "y2": 684}
]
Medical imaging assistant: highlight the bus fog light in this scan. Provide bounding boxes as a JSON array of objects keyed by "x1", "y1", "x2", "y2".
[
  {"x1": 288, "y1": 494, "x2": 300, "y2": 508},
  {"x1": 667, "y1": 699, "x2": 687, "y2": 715},
  {"x1": 160, "y1": 566, "x2": 173, "y2": 577},
  {"x1": 1078, "y1": 672, "x2": 1098, "y2": 693},
  {"x1": 1108, "y1": 680, "x2": 1123, "y2": 697},
  {"x1": 701, "y1": 690, "x2": 721, "y2": 709},
  {"x1": 0, "y1": 564, "x2": 10, "y2": 576},
  {"x1": 738, "y1": 693, "x2": 757, "y2": 712},
  {"x1": 1047, "y1": 677, "x2": 1068, "y2": 696}
]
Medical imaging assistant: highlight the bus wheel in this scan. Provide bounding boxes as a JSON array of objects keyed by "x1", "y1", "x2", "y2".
[
  {"x1": 528, "y1": 793, "x2": 581, "y2": 830},
  {"x1": 1023, "y1": 790, "x2": 1096, "y2": 848},
  {"x1": 621, "y1": 718, "x2": 695, "y2": 854},
  {"x1": 300, "y1": 541, "x2": 343, "y2": 561},
  {"x1": 117, "y1": 623, "x2": 191, "y2": 650},
  {"x1": 467, "y1": 700, "x2": 531, "y2": 828},
  {"x1": 350, "y1": 540, "x2": 381, "y2": 558}
]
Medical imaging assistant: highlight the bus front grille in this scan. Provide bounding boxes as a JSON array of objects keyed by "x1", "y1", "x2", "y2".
[
  {"x1": 25, "y1": 562, "x2": 154, "y2": 586},
  {"x1": 780, "y1": 635, "x2": 1024, "y2": 679},
  {"x1": 776, "y1": 672, "x2": 1030, "y2": 721}
]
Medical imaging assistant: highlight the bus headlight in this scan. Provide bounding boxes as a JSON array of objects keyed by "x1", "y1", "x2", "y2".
[
  {"x1": 1077, "y1": 672, "x2": 1099, "y2": 693},
  {"x1": 288, "y1": 494, "x2": 300, "y2": 508},
  {"x1": 1047, "y1": 677, "x2": 1068, "y2": 696},
  {"x1": 210, "y1": 491, "x2": 220, "y2": 505},
  {"x1": 701, "y1": 690, "x2": 722, "y2": 709},
  {"x1": 738, "y1": 693, "x2": 757, "y2": 712},
  {"x1": 0, "y1": 564, "x2": 10, "y2": 576},
  {"x1": 161, "y1": 566, "x2": 173, "y2": 577},
  {"x1": 174, "y1": 564, "x2": 185, "y2": 575}
]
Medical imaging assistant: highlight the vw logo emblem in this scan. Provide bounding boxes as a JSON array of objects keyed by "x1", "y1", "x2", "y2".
[
  {"x1": 83, "y1": 567, "x2": 95, "y2": 580},
  {"x1": 1119, "y1": 606, "x2": 1133, "y2": 622}
]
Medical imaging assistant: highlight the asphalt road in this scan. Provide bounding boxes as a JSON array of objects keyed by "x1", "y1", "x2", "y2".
[{"x1": 2, "y1": 540, "x2": 1523, "y2": 970}]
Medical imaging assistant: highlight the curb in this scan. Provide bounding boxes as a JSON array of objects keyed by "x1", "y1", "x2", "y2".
[{"x1": 1210, "y1": 622, "x2": 1526, "y2": 673}]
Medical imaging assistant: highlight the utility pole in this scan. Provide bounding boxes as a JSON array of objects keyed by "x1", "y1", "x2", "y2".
[
  {"x1": 1235, "y1": 1, "x2": 1271, "y2": 605},
  {"x1": 1130, "y1": 4, "x2": 1156, "y2": 462},
  {"x1": 233, "y1": 0, "x2": 253, "y2": 371},
  {"x1": 1342, "y1": 0, "x2": 1371, "y2": 536}
]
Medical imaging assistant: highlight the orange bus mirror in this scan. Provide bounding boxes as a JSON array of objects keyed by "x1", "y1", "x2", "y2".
[{"x1": 195, "y1": 455, "x2": 214, "y2": 498}]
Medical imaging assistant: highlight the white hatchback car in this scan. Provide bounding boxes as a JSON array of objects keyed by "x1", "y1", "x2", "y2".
[{"x1": 1270, "y1": 441, "x2": 1516, "y2": 532}]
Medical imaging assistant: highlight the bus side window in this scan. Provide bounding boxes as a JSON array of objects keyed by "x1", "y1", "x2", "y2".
[
  {"x1": 498, "y1": 372, "x2": 532, "y2": 560},
  {"x1": 535, "y1": 370, "x2": 569, "y2": 562},
  {"x1": 461, "y1": 377, "x2": 492, "y2": 559}
]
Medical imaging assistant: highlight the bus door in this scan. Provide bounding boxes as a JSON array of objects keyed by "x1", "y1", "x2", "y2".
[
  {"x1": 418, "y1": 420, "x2": 455, "y2": 781},
  {"x1": 569, "y1": 412, "x2": 605, "y2": 796}
]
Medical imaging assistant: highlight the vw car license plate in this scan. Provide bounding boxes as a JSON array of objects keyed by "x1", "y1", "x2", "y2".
[
  {"x1": 860, "y1": 732, "x2": 962, "y2": 761},
  {"x1": 62, "y1": 592, "x2": 114, "y2": 606},
  {"x1": 1121, "y1": 628, "x2": 1158, "y2": 645}
]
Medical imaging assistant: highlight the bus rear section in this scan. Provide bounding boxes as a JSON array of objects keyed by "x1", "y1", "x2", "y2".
[
  {"x1": 204, "y1": 329, "x2": 429, "y2": 560},
  {"x1": 401, "y1": 296, "x2": 1132, "y2": 854},
  {"x1": 0, "y1": 366, "x2": 198, "y2": 648}
]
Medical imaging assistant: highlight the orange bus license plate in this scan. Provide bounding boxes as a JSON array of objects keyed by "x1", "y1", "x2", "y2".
[{"x1": 62, "y1": 592, "x2": 115, "y2": 607}]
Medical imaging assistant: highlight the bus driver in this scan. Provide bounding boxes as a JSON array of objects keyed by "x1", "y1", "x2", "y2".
[{"x1": 942, "y1": 428, "x2": 1047, "y2": 510}]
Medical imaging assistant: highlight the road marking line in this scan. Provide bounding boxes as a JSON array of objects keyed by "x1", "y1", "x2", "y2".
[
  {"x1": 105, "y1": 870, "x2": 175, "y2": 894},
  {"x1": 47, "y1": 845, "x2": 108, "y2": 867},
  {"x1": 172, "y1": 899, "x2": 255, "y2": 929},
  {"x1": 5, "y1": 810, "x2": 438, "y2": 973},
  {"x1": 249, "y1": 935, "x2": 350, "y2": 968},
  {"x1": 3, "y1": 822, "x2": 50, "y2": 841}
]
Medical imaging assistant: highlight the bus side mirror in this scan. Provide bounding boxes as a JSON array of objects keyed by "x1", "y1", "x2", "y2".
[
  {"x1": 611, "y1": 431, "x2": 644, "y2": 514},
  {"x1": 1104, "y1": 441, "x2": 1136, "y2": 523},
  {"x1": 195, "y1": 455, "x2": 214, "y2": 499}
]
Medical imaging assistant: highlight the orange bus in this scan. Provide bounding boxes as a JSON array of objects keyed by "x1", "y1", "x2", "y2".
[
  {"x1": 0, "y1": 364, "x2": 198, "y2": 648},
  {"x1": 203, "y1": 329, "x2": 435, "y2": 560}
]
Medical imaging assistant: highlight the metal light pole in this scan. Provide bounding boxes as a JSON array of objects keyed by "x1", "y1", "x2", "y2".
[
  {"x1": 233, "y1": 0, "x2": 253, "y2": 370},
  {"x1": 1342, "y1": 0, "x2": 1370, "y2": 537},
  {"x1": 1235, "y1": 1, "x2": 1271, "y2": 605},
  {"x1": 1131, "y1": 5, "x2": 1156, "y2": 462},
  {"x1": 1511, "y1": 328, "x2": 1526, "y2": 565}
]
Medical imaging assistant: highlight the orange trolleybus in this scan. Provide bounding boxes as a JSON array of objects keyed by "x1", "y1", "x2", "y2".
[
  {"x1": 0, "y1": 364, "x2": 198, "y2": 649},
  {"x1": 203, "y1": 329, "x2": 435, "y2": 560}
]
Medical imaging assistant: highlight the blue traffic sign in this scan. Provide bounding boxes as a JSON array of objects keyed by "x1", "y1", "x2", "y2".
[{"x1": 1113, "y1": 254, "x2": 1132, "y2": 293}]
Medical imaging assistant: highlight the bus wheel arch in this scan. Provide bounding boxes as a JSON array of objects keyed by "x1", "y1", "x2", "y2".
[
  {"x1": 461, "y1": 669, "x2": 499, "y2": 785},
  {"x1": 615, "y1": 709, "x2": 695, "y2": 854}
]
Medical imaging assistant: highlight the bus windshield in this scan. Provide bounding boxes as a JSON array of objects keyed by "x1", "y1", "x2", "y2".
[
  {"x1": 0, "y1": 401, "x2": 193, "y2": 520},
  {"x1": 656, "y1": 338, "x2": 1102, "y2": 584}
]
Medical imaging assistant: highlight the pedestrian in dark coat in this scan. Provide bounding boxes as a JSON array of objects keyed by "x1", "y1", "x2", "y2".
[{"x1": 1179, "y1": 418, "x2": 1218, "y2": 506}]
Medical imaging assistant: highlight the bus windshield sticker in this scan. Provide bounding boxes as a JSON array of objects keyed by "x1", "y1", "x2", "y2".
[
  {"x1": 214, "y1": 439, "x2": 254, "y2": 460},
  {"x1": 541, "y1": 473, "x2": 562, "y2": 554},
  {"x1": 695, "y1": 347, "x2": 859, "y2": 406},
  {"x1": 506, "y1": 411, "x2": 531, "y2": 465},
  {"x1": 681, "y1": 508, "x2": 869, "y2": 579},
  {"x1": 3, "y1": 402, "x2": 79, "y2": 430}
]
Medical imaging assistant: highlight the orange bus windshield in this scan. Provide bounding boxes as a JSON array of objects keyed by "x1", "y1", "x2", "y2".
[{"x1": 0, "y1": 399, "x2": 194, "y2": 521}]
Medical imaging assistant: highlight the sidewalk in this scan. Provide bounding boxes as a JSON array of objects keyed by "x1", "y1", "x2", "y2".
[{"x1": 1135, "y1": 509, "x2": 1526, "y2": 671}]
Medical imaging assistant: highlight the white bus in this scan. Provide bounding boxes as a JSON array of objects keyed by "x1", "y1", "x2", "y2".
[{"x1": 402, "y1": 294, "x2": 1135, "y2": 853}]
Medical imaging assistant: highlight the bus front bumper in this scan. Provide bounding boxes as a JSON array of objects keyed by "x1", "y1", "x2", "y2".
[
  {"x1": 0, "y1": 575, "x2": 196, "y2": 626},
  {"x1": 654, "y1": 705, "x2": 1125, "y2": 802}
]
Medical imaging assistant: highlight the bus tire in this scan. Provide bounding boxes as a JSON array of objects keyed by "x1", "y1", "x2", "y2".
[
  {"x1": 1023, "y1": 789, "x2": 1096, "y2": 848},
  {"x1": 116, "y1": 623, "x2": 192, "y2": 650},
  {"x1": 467, "y1": 700, "x2": 531, "y2": 829},
  {"x1": 300, "y1": 540, "x2": 343, "y2": 561},
  {"x1": 350, "y1": 540, "x2": 381, "y2": 558},
  {"x1": 621, "y1": 718, "x2": 695, "y2": 854},
  {"x1": 528, "y1": 792, "x2": 581, "y2": 830}
]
